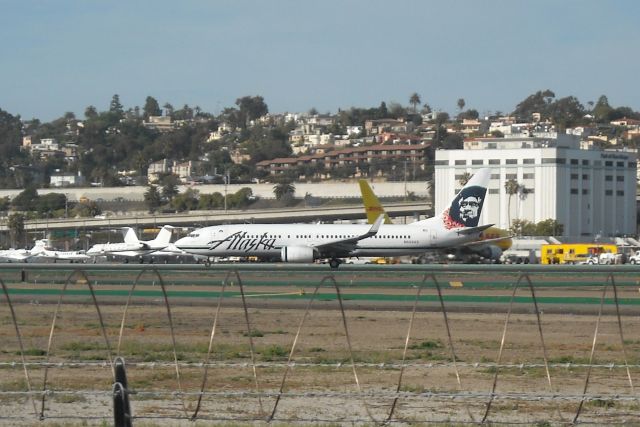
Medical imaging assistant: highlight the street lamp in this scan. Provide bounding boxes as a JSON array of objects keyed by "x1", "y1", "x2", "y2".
[{"x1": 223, "y1": 170, "x2": 230, "y2": 213}]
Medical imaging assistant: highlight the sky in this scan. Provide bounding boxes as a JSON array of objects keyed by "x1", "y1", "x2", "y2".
[{"x1": 1, "y1": 0, "x2": 639, "y2": 122}]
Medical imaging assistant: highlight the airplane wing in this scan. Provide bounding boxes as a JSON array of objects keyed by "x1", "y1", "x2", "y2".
[
  {"x1": 313, "y1": 215, "x2": 384, "y2": 256},
  {"x1": 462, "y1": 235, "x2": 512, "y2": 247}
]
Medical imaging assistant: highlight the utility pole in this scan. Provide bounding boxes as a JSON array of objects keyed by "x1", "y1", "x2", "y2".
[{"x1": 223, "y1": 170, "x2": 229, "y2": 213}]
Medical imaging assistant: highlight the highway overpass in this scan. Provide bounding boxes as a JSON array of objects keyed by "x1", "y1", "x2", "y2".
[{"x1": 0, "y1": 201, "x2": 433, "y2": 233}]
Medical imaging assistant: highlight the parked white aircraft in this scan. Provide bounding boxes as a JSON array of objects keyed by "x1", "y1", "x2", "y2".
[
  {"x1": 175, "y1": 169, "x2": 492, "y2": 268},
  {"x1": 86, "y1": 225, "x2": 174, "y2": 261},
  {"x1": 0, "y1": 240, "x2": 42, "y2": 262},
  {"x1": 30, "y1": 239, "x2": 91, "y2": 263}
]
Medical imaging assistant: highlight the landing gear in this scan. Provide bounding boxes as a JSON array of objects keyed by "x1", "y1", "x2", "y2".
[{"x1": 329, "y1": 258, "x2": 341, "y2": 269}]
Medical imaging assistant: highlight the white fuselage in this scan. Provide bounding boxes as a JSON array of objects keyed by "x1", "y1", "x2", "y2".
[
  {"x1": 175, "y1": 221, "x2": 478, "y2": 260},
  {"x1": 39, "y1": 248, "x2": 90, "y2": 261},
  {"x1": 86, "y1": 242, "x2": 148, "y2": 257}
]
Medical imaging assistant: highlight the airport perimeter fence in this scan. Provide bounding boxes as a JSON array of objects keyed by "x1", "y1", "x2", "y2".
[{"x1": 1, "y1": 264, "x2": 640, "y2": 425}]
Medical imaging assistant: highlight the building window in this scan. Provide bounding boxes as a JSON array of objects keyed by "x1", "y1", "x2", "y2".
[
  {"x1": 605, "y1": 190, "x2": 613, "y2": 196},
  {"x1": 570, "y1": 189, "x2": 578, "y2": 194},
  {"x1": 542, "y1": 158, "x2": 566, "y2": 164},
  {"x1": 594, "y1": 160, "x2": 602, "y2": 166},
  {"x1": 506, "y1": 173, "x2": 517, "y2": 180},
  {"x1": 570, "y1": 159, "x2": 579, "y2": 165},
  {"x1": 490, "y1": 174, "x2": 500, "y2": 179},
  {"x1": 523, "y1": 173, "x2": 534, "y2": 179},
  {"x1": 434, "y1": 160, "x2": 448, "y2": 165},
  {"x1": 605, "y1": 175, "x2": 613, "y2": 181},
  {"x1": 455, "y1": 160, "x2": 466, "y2": 165},
  {"x1": 582, "y1": 189, "x2": 589, "y2": 195},
  {"x1": 605, "y1": 161, "x2": 613, "y2": 167},
  {"x1": 582, "y1": 160, "x2": 589, "y2": 166},
  {"x1": 523, "y1": 158, "x2": 535, "y2": 164},
  {"x1": 472, "y1": 159, "x2": 484, "y2": 165},
  {"x1": 617, "y1": 161, "x2": 624, "y2": 167},
  {"x1": 488, "y1": 188, "x2": 499, "y2": 194},
  {"x1": 582, "y1": 174, "x2": 589, "y2": 180},
  {"x1": 616, "y1": 176, "x2": 624, "y2": 182},
  {"x1": 488, "y1": 159, "x2": 500, "y2": 165},
  {"x1": 506, "y1": 159, "x2": 517, "y2": 164},
  {"x1": 571, "y1": 174, "x2": 578, "y2": 180},
  {"x1": 488, "y1": 143, "x2": 497, "y2": 149},
  {"x1": 628, "y1": 162, "x2": 635, "y2": 168},
  {"x1": 617, "y1": 190, "x2": 624, "y2": 196}
]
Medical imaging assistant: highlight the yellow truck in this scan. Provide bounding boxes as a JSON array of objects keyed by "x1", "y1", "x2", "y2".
[{"x1": 541, "y1": 243, "x2": 618, "y2": 265}]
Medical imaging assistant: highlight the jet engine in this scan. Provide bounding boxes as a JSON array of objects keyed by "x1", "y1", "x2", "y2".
[
  {"x1": 281, "y1": 246, "x2": 315, "y2": 263},
  {"x1": 477, "y1": 245, "x2": 502, "y2": 262}
]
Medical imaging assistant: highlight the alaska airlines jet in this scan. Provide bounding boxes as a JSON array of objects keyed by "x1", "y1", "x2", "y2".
[
  {"x1": 358, "y1": 179, "x2": 512, "y2": 262},
  {"x1": 86, "y1": 225, "x2": 174, "y2": 261},
  {"x1": 175, "y1": 169, "x2": 492, "y2": 268}
]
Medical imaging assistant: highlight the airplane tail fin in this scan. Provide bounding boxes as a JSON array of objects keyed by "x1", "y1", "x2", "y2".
[
  {"x1": 358, "y1": 180, "x2": 393, "y2": 224},
  {"x1": 151, "y1": 225, "x2": 174, "y2": 246},
  {"x1": 31, "y1": 239, "x2": 47, "y2": 254},
  {"x1": 122, "y1": 227, "x2": 139, "y2": 244},
  {"x1": 416, "y1": 168, "x2": 490, "y2": 229}
]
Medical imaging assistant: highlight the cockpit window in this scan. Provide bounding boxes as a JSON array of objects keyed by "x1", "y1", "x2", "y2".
[{"x1": 188, "y1": 233, "x2": 200, "y2": 238}]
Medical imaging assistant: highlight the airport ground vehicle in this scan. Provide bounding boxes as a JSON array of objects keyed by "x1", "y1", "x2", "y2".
[
  {"x1": 627, "y1": 250, "x2": 640, "y2": 264},
  {"x1": 541, "y1": 243, "x2": 618, "y2": 265}
]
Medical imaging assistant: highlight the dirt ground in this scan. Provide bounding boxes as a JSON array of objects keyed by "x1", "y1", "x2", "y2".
[{"x1": 1, "y1": 296, "x2": 640, "y2": 425}]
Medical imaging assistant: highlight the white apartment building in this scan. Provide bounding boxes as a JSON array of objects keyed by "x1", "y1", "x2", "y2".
[{"x1": 435, "y1": 134, "x2": 637, "y2": 237}]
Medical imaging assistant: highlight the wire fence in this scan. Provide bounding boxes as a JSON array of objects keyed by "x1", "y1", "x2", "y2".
[{"x1": 0, "y1": 264, "x2": 639, "y2": 425}]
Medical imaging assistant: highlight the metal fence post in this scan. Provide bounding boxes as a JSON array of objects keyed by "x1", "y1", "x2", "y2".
[{"x1": 113, "y1": 357, "x2": 132, "y2": 427}]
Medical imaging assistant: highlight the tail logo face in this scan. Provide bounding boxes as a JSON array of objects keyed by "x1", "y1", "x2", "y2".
[{"x1": 443, "y1": 185, "x2": 487, "y2": 229}]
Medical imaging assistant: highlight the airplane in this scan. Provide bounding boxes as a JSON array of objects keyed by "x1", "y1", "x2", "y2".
[
  {"x1": 0, "y1": 240, "x2": 53, "y2": 263},
  {"x1": 30, "y1": 239, "x2": 91, "y2": 263},
  {"x1": 86, "y1": 225, "x2": 174, "y2": 262},
  {"x1": 358, "y1": 179, "x2": 512, "y2": 263},
  {"x1": 174, "y1": 168, "x2": 493, "y2": 268}
]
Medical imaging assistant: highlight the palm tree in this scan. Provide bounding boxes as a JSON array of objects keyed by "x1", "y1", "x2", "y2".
[
  {"x1": 273, "y1": 181, "x2": 296, "y2": 201},
  {"x1": 504, "y1": 179, "x2": 520, "y2": 227},
  {"x1": 457, "y1": 98, "x2": 466, "y2": 113},
  {"x1": 409, "y1": 93, "x2": 421, "y2": 113}
]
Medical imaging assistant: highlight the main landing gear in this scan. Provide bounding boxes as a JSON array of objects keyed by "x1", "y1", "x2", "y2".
[{"x1": 328, "y1": 258, "x2": 342, "y2": 269}]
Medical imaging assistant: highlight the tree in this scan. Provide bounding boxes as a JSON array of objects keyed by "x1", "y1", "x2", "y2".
[
  {"x1": 84, "y1": 105, "x2": 98, "y2": 119},
  {"x1": 536, "y1": 219, "x2": 564, "y2": 236},
  {"x1": 457, "y1": 98, "x2": 466, "y2": 114},
  {"x1": 409, "y1": 93, "x2": 421, "y2": 113},
  {"x1": 163, "y1": 103, "x2": 174, "y2": 117},
  {"x1": 11, "y1": 186, "x2": 38, "y2": 211},
  {"x1": 143, "y1": 96, "x2": 162, "y2": 119},
  {"x1": 109, "y1": 94, "x2": 124, "y2": 117},
  {"x1": 504, "y1": 179, "x2": 520, "y2": 227},
  {"x1": 592, "y1": 95, "x2": 612, "y2": 123},
  {"x1": 273, "y1": 181, "x2": 295, "y2": 201},
  {"x1": 510, "y1": 219, "x2": 537, "y2": 236},
  {"x1": 8, "y1": 213, "x2": 25, "y2": 248},
  {"x1": 236, "y1": 95, "x2": 268, "y2": 128},
  {"x1": 171, "y1": 188, "x2": 199, "y2": 212},
  {"x1": 160, "y1": 175, "x2": 180, "y2": 202},
  {"x1": 144, "y1": 184, "x2": 162, "y2": 212}
]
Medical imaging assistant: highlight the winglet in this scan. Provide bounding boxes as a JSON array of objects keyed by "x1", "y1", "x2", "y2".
[{"x1": 360, "y1": 214, "x2": 384, "y2": 240}]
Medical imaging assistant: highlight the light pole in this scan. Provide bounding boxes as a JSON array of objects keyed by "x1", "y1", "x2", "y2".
[{"x1": 223, "y1": 170, "x2": 230, "y2": 213}]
